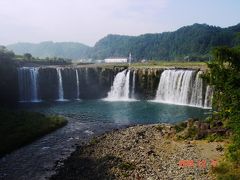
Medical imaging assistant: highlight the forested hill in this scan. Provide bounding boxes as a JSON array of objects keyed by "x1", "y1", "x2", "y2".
[
  {"x1": 7, "y1": 23, "x2": 240, "y2": 61},
  {"x1": 91, "y1": 23, "x2": 240, "y2": 60},
  {"x1": 7, "y1": 41, "x2": 91, "y2": 60}
]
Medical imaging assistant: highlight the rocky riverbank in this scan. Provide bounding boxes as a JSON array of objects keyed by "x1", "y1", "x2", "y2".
[{"x1": 51, "y1": 123, "x2": 225, "y2": 180}]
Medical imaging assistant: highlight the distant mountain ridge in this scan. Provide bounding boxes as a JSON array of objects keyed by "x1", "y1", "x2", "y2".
[
  {"x1": 90, "y1": 23, "x2": 240, "y2": 60},
  {"x1": 7, "y1": 23, "x2": 240, "y2": 61},
  {"x1": 7, "y1": 41, "x2": 91, "y2": 60}
]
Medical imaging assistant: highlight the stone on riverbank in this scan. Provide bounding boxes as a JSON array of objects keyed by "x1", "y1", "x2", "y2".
[{"x1": 51, "y1": 124, "x2": 225, "y2": 179}]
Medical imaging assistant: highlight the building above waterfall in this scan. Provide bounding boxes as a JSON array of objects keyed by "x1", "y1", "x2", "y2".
[{"x1": 104, "y1": 58, "x2": 127, "y2": 63}]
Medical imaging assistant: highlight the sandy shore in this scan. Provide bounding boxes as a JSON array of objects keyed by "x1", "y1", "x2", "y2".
[{"x1": 51, "y1": 124, "x2": 225, "y2": 180}]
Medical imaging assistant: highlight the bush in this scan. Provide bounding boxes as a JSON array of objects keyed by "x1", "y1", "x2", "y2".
[
  {"x1": 186, "y1": 126, "x2": 198, "y2": 138},
  {"x1": 227, "y1": 143, "x2": 240, "y2": 164},
  {"x1": 204, "y1": 47, "x2": 240, "y2": 177},
  {"x1": 118, "y1": 162, "x2": 135, "y2": 171},
  {"x1": 0, "y1": 109, "x2": 67, "y2": 157},
  {"x1": 206, "y1": 134, "x2": 224, "y2": 142},
  {"x1": 174, "y1": 122, "x2": 187, "y2": 133},
  {"x1": 213, "y1": 161, "x2": 240, "y2": 180}
]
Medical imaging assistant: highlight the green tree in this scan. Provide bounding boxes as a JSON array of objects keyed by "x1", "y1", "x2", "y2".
[
  {"x1": 0, "y1": 46, "x2": 15, "y2": 60},
  {"x1": 0, "y1": 47, "x2": 18, "y2": 106},
  {"x1": 204, "y1": 46, "x2": 240, "y2": 164},
  {"x1": 23, "y1": 53, "x2": 32, "y2": 60}
]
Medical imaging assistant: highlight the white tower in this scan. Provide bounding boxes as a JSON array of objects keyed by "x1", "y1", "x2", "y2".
[{"x1": 128, "y1": 52, "x2": 132, "y2": 65}]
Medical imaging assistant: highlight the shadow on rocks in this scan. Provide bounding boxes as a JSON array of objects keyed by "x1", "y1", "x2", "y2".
[{"x1": 51, "y1": 153, "x2": 124, "y2": 180}]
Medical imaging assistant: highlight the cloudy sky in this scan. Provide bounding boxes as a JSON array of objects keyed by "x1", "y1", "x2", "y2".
[{"x1": 0, "y1": 0, "x2": 240, "y2": 46}]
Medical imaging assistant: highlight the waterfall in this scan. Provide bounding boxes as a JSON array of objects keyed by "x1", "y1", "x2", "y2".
[
  {"x1": 56, "y1": 68, "x2": 65, "y2": 101},
  {"x1": 131, "y1": 70, "x2": 136, "y2": 98},
  {"x1": 123, "y1": 70, "x2": 130, "y2": 98},
  {"x1": 30, "y1": 67, "x2": 39, "y2": 102},
  {"x1": 85, "y1": 67, "x2": 88, "y2": 84},
  {"x1": 75, "y1": 69, "x2": 80, "y2": 100},
  {"x1": 190, "y1": 71, "x2": 203, "y2": 107},
  {"x1": 17, "y1": 66, "x2": 213, "y2": 106},
  {"x1": 155, "y1": 69, "x2": 212, "y2": 108},
  {"x1": 155, "y1": 70, "x2": 195, "y2": 105},
  {"x1": 204, "y1": 85, "x2": 213, "y2": 108},
  {"x1": 18, "y1": 67, "x2": 40, "y2": 102},
  {"x1": 105, "y1": 69, "x2": 132, "y2": 101}
]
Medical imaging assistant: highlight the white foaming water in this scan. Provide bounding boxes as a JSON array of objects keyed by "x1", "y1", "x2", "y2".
[
  {"x1": 123, "y1": 70, "x2": 130, "y2": 98},
  {"x1": 105, "y1": 69, "x2": 135, "y2": 101},
  {"x1": 56, "y1": 68, "x2": 67, "y2": 101},
  {"x1": 75, "y1": 69, "x2": 80, "y2": 100},
  {"x1": 155, "y1": 70, "x2": 195, "y2": 105},
  {"x1": 204, "y1": 85, "x2": 213, "y2": 108},
  {"x1": 30, "y1": 67, "x2": 40, "y2": 102},
  {"x1": 190, "y1": 71, "x2": 203, "y2": 107},
  {"x1": 18, "y1": 67, "x2": 41, "y2": 102},
  {"x1": 154, "y1": 69, "x2": 213, "y2": 108}
]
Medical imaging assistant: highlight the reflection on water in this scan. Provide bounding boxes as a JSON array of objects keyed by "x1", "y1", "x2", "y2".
[{"x1": 0, "y1": 100, "x2": 211, "y2": 180}]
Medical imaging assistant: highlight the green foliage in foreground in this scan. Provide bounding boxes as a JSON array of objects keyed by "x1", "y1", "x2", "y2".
[
  {"x1": 174, "y1": 121, "x2": 187, "y2": 133},
  {"x1": 0, "y1": 47, "x2": 18, "y2": 105},
  {"x1": 0, "y1": 109, "x2": 67, "y2": 157},
  {"x1": 213, "y1": 161, "x2": 240, "y2": 180},
  {"x1": 203, "y1": 46, "x2": 240, "y2": 178},
  {"x1": 206, "y1": 133, "x2": 224, "y2": 142}
]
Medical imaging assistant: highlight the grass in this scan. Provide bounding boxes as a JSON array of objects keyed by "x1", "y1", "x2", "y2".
[
  {"x1": 118, "y1": 162, "x2": 135, "y2": 171},
  {"x1": 129, "y1": 61, "x2": 207, "y2": 69},
  {"x1": 174, "y1": 121, "x2": 187, "y2": 133},
  {"x1": 206, "y1": 134, "x2": 225, "y2": 142},
  {"x1": 90, "y1": 137, "x2": 100, "y2": 145},
  {"x1": 212, "y1": 161, "x2": 240, "y2": 180},
  {"x1": 0, "y1": 109, "x2": 67, "y2": 157},
  {"x1": 90, "y1": 61, "x2": 208, "y2": 69}
]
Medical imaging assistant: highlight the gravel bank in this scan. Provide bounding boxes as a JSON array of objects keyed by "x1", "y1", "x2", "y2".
[{"x1": 51, "y1": 124, "x2": 225, "y2": 180}]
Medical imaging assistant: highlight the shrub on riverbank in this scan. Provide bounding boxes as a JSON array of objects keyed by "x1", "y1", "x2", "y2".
[
  {"x1": 0, "y1": 109, "x2": 67, "y2": 157},
  {"x1": 203, "y1": 46, "x2": 240, "y2": 179}
]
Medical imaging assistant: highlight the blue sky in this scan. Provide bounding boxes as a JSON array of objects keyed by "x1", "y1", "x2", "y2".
[{"x1": 0, "y1": 0, "x2": 239, "y2": 46}]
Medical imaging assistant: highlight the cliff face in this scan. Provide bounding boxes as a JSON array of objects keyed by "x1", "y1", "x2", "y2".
[
  {"x1": 37, "y1": 67, "x2": 110, "y2": 100},
  {"x1": 134, "y1": 68, "x2": 163, "y2": 99},
  {"x1": 37, "y1": 67, "x2": 164, "y2": 100}
]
